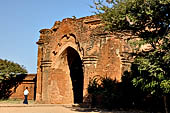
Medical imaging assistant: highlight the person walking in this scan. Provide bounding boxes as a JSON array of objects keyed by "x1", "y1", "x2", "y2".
[{"x1": 23, "y1": 87, "x2": 29, "y2": 104}]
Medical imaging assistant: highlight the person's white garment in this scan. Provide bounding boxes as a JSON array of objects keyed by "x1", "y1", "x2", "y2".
[{"x1": 24, "y1": 89, "x2": 29, "y2": 95}]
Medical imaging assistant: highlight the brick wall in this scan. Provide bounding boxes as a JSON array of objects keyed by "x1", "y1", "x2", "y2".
[{"x1": 9, "y1": 74, "x2": 37, "y2": 100}]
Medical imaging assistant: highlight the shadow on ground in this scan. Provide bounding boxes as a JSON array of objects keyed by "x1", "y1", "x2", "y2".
[{"x1": 63, "y1": 104, "x2": 148, "y2": 113}]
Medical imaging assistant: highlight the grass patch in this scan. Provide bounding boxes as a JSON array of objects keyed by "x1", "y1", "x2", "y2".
[{"x1": 0, "y1": 99, "x2": 35, "y2": 104}]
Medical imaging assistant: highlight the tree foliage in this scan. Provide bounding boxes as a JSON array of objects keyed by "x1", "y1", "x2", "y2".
[
  {"x1": 0, "y1": 59, "x2": 27, "y2": 83},
  {"x1": 92, "y1": 0, "x2": 170, "y2": 112},
  {"x1": 93, "y1": 0, "x2": 170, "y2": 95}
]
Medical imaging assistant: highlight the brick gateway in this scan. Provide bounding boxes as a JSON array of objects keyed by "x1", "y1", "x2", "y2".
[{"x1": 36, "y1": 16, "x2": 133, "y2": 104}]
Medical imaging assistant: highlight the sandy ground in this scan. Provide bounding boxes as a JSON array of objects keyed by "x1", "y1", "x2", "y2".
[
  {"x1": 0, "y1": 104, "x2": 147, "y2": 113},
  {"x1": 0, "y1": 100, "x2": 147, "y2": 113},
  {"x1": 0, "y1": 105, "x2": 77, "y2": 113},
  {"x1": 0, "y1": 104, "x2": 101, "y2": 113}
]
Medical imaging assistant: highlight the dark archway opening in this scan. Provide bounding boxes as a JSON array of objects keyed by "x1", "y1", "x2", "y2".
[{"x1": 67, "y1": 47, "x2": 84, "y2": 103}]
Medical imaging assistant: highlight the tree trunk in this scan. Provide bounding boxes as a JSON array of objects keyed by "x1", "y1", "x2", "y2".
[{"x1": 163, "y1": 96, "x2": 168, "y2": 113}]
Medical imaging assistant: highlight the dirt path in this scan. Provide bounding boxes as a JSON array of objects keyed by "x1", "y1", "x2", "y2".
[
  {"x1": 0, "y1": 104, "x2": 100, "y2": 113},
  {"x1": 0, "y1": 100, "x2": 147, "y2": 113}
]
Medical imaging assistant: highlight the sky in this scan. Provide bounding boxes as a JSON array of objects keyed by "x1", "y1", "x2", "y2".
[{"x1": 0, "y1": 0, "x2": 94, "y2": 73}]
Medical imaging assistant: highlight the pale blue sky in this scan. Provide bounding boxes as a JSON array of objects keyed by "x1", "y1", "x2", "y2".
[{"x1": 0, "y1": 0, "x2": 94, "y2": 73}]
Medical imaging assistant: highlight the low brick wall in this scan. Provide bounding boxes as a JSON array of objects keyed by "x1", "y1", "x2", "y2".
[{"x1": 9, "y1": 74, "x2": 37, "y2": 100}]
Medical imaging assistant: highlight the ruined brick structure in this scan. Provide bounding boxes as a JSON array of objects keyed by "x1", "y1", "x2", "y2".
[{"x1": 36, "y1": 15, "x2": 134, "y2": 104}]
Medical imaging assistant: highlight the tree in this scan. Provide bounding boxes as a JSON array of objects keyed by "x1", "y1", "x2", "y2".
[
  {"x1": 0, "y1": 59, "x2": 27, "y2": 82},
  {"x1": 92, "y1": 0, "x2": 170, "y2": 112},
  {"x1": 0, "y1": 59, "x2": 27, "y2": 99}
]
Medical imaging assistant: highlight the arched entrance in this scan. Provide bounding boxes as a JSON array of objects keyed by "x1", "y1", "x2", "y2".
[{"x1": 67, "y1": 47, "x2": 84, "y2": 103}]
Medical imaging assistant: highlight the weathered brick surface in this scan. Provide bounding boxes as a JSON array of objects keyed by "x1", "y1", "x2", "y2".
[
  {"x1": 10, "y1": 74, "x2": 36, "y2": 100},
  {"x1": 36, "y1": 15, "x2": 133, "y2": 104}
]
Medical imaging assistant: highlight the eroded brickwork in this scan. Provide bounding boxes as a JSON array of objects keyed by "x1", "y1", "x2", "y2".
[{"x1": 36, "y1": 15, "x2": 134, "y2": 104}]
